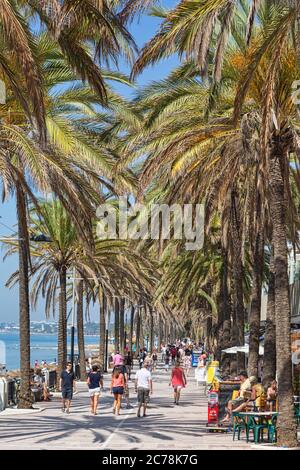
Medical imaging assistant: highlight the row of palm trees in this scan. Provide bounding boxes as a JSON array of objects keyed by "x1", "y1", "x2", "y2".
[
  {"x1": 96, "y1": 0, "x2": 299, "y2": 446},
  {"x1": 1, "y1": 0, "x2": 299, "y2": 447}
]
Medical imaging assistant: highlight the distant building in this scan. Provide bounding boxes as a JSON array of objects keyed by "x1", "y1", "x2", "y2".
[{"x1": 260, "y1": 250, "x2": 300, "y2": 325}]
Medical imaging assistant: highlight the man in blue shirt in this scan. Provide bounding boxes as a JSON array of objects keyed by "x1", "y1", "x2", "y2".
[{"x1": 60, "y1": 362, "x2": 76, "y2": 414}]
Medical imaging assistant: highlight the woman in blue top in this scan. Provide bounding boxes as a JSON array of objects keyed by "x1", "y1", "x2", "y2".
[{"x1": 87, "y1": 365, "x2": 104, "y2": 415}]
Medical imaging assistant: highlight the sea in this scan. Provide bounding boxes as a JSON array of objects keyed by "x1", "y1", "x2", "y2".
[{"x1": 0, "y1": 332, "x2": 100, "y2": 371}]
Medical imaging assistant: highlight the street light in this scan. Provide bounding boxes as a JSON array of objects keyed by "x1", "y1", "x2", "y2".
[{"x1": 67, "y1": 273, "x2": 107, "y2": 374}]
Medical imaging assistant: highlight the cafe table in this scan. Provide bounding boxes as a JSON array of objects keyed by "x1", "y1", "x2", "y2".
[{"x1": 233, "y1": 411, "x2": 278, "y2": 444}]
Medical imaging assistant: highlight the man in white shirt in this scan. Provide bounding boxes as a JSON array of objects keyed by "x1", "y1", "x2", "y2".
[{"x1": 134, "y1": 363, "x2": 153, "y2": 418}]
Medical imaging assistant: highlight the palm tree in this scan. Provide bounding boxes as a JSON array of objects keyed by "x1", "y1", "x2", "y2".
[{"x1": 27, "y1": 200, "x2": 86, "y2": 386}]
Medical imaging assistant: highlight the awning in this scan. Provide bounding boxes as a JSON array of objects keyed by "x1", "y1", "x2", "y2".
[{"x1": 221, "y1": 344, "x2": 264, "y2": 355}]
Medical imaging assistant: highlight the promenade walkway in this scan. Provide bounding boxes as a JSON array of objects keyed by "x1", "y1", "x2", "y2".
[{"x1": 0, "y1": 365, "x2": 258, "y2": 450}]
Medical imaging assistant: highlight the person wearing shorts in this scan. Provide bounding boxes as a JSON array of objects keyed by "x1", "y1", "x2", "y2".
[
  {"x1": 110, "y1": 369, "x2": 125, "y2": 415},
  {"x1": 221, "y1": 371, "x2": 252, "y2": 422},
  {"x1": 87, "y1": 364, "x2": 103, "y2": 415},
  {"x1": 135, "y1": 363, "x2": 153, "y2": 418},
  {"x1": 170, "y1": 361, "x2": 186, "y2": 405},
  {"x1": 60, "y1": 362, "x2": 76, "y2": 414}
]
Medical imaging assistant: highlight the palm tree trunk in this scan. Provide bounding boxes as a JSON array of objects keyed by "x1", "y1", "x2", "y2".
[
  {"x1": 149, "y1": 306, "x2": 154, "y2": 353},
  {"x1": 263, "y1": 250, "x2": 276, "y2": 389},
  {"x1": 219, "y1": 249, "x2": 231, "y2": 373},
  {"x1": 165, "y1": 322, "x2": 169, "y2": 344},
  {"x1": 119, "y1": 298, "x2": 125, "y2": 354},
  {"x1": 76, "y1": 278, "x2": 86, "y2": 380},
  {"x1": 248, "y1": 232, "x2": 264, "y2": 377},
  {"x1": 16, "y1": 186, "x2": 31, "y2": 408},
  {"x1": 136, "y1": 308, "x2": 140, "y2": 355},
  {"x1": 230, "y1": 189, "x2": 245, "y2": 371},
  {"x1": 140, "y1": 307, "x2": 144, "y2": 349},
  {"x1": 57, "y1": 266, "x2": 67, "y2": 389},
  {"x1": 269, "y1": 142, "x2": 297, "y2": 446},
  {"x1": 129, "y1": 305, "x2": 135, "y2": 354},
  {"x1": 158, "y1": 314, "x2": 162, "y2": 353},
  {"x1": 206, "y1": 316, "x2": 212, "y2": 351},
  {"x1": 99, "y1": 291, "x2": 106, "y2": 368},
  {"x1": 114, "y1": 298, "x2": 120, "y2": 352}
]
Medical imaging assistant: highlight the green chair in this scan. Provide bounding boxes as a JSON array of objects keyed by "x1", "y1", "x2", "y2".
[
  {"x1": 247, "y1": 416, "x2": 269, "y2": 443},
  {"x1": 267, "y1": 415, "x2": 277, "y2": 443},
  {"x1": 232, "y1": 413, "x2": 248, "y2": 441}
]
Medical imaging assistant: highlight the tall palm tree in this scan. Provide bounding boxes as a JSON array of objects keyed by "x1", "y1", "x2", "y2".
[{"x1": 0, "y1": 18, "x2": 139, "y2": 404}]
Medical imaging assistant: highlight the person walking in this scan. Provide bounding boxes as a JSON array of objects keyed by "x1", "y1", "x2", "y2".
[
  {"x1": 144, "y1": 353, "x2": 153, "y2": 372},
  {"x1": 110, "y1": 368, "x2": 125, "y2": 415},
  {"x1": 183, "y1": 348, "x2": 192, "y2": 377},
  {"x1": 139, "y1": 348, "x2": 146, "y2": 369},
  {"x1": 151, "y1": 350, "x2": 158, "y2": 371},
  {"x1": 170, "y1": 345, "x2": 177, "y2": 365},
  {"x1": 112, "y1": 360, "x2": 129, "y2": 409},
  {"x1": 169, "y1": 361, "x2": 187, "y2": 405},
  {"x1": 124, "y1": 351, "x2": 133, "y2": 380},
  {"x1": 113, "y1": 350, "x2": 123, "y2": 367},
  {"x1": 135, "y1": 363, "x2": 153, "y2": 418},
  {"x1": 60, "y1": 362, "x2": 76, "y2": 414},
  {"x1": 87, "y1": 364, "x2": 104, "y2": 415},
  {"x1": 164, "y1": 348, "x2": 170, "y2": 371}
]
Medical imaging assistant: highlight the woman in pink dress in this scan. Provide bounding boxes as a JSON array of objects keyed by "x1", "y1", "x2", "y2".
[{"x1": 169, "y1": 361, "x2": 187, "y2": 405}]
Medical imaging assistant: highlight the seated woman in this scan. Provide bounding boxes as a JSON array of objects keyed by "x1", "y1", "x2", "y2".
[{"x1": 266, "y1": 380, "x2": 278, "y2": 412}]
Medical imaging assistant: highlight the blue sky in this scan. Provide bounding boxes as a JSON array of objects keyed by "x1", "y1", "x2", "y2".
[{"x1": 0, "y1": 0, "x2": 178, "y2": 322}]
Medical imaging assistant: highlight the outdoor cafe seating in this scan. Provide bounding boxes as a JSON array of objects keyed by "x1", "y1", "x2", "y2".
[{"x1": 232, "y1": 395, "x2": 300, "y2": 444}]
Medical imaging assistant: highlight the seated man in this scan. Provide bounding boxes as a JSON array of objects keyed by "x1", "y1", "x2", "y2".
[
  {"x1": 230, "y1": 376, "x2": 263, "y2": 414},
  {"x1": 221, "y1": 371, "x2": 252, "y2": 422}
]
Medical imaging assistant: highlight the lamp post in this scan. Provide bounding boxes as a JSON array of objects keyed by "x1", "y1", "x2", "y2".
[
  {"x1": 105, "y1": 328, "x2": 109, "y2": 373},
  {"x1": 70, "y1": 266, "x2": 76, "y2": 372}
]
